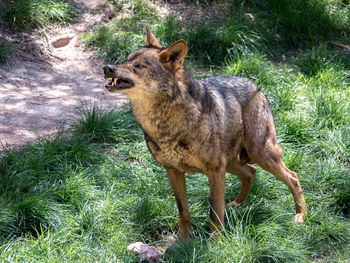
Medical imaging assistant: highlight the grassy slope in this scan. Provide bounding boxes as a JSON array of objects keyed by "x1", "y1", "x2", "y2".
[
  {"x1": 1, "y1": 0, "x2": 350, "y2": 262},
  {"x1": 0, "y1": 0, "x2": 74, "y2": 31},
  {"x1": 0, "y1": 39, "x2": 13, "y2": 64},
  {"x1": 0, "y1": 0, "x2": 75, "y2": 63}
]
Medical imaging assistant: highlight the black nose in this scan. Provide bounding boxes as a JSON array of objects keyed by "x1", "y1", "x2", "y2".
[{"x1": 103, "y1": 64, "x2": 115, "y2": 74}]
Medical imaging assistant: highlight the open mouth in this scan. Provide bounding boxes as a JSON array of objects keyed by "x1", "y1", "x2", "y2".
[{"x1": 105, "y1": 77, "x2": 134, "y2": 90}]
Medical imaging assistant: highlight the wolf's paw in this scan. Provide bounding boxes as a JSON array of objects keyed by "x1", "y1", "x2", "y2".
[
  {"x1": 226, "y1": 200, "x2": 242, "y2": 207},
  {"x1": 294, "y1": 213, "x2": 305, "y2": 223},
  {"x1": 178, "y1": 224, "x2": 193, "y2": 240}
]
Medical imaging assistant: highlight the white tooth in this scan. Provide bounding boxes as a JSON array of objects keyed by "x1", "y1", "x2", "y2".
[
  {"x1": 106, "y1": 78, "x2": 112, "y2": 85},
  {"x1": 113, "y1": 78, "x2": 118, "y2": 86}
]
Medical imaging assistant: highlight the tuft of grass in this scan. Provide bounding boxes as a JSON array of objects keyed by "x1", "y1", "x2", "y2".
[
  {"x1": 0, "y1": 39, "x2": 13, "y2": 64},
  {"x1": 309, "y1": 86, "x2": 347, "y2": 129},
  {"x1": 84, "y1": 1, "x2": 265, "y2": 66},
  {"x1": 154, "y1": 14, "x2": 183, "y2": 47},
  {"x1": 296, "y1": 44, "x2": 350, "y2": 76},
  {"x1": 0, "y1": 0, "x2": 74, "y2": 31},
  {"x1": 296, "y1": 44, "x2": 336, "y2": 76},
  {"x1": 231, "y1": 0, "x2": 349, "y2": 54},
  {"x1": 264, "y1": 0, "x2": 350, "y2": 47},
  {"x1": 71, "y1": 105, "x2": 142, "y2": 143},
  {"x1": 83, "y1": 0, "x2": 157, "y2": 64},
  {"x1": 183, "y1": 16, "x2": 265, "y2": 65}
]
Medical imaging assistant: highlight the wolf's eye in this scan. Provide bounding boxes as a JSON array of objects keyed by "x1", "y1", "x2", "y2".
[{"x1": 134, "y1": 64, "x2": 145, "y2": 70}]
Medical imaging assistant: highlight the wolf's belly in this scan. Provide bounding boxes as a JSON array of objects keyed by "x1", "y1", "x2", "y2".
[
  {"x1": 145, "y1": 138, "x2": 207, "y2": 173},
  {"x1": 159, "y1": 150, "x2": 205, "y2": 174}
]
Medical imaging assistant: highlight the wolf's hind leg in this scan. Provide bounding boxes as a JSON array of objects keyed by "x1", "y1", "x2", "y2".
[
  {"x1": 226, "y1": 162, "x2": 256, "y2": 207},
  {"x1": 249, "y1": 142, "x2": 307, "y2": 223},
  {"x1": 242, "y1": 92, "x2": 307, "y2": 222}
]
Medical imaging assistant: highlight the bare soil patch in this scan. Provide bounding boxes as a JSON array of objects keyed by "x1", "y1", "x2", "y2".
[
  {"x1": 161, "y1": 0, "x2": 231, "y2": 21},
  {"x1": 0, "y1": 0, "x2": 227, "y2": 148},
  {"x1": 0, "y1": 0, "x2": 128, "y2": 148}
]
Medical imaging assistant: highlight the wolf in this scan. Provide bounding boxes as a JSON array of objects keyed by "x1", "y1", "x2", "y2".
[{"x1": 103, "y1": 28, "x2": 307, "y2": 238}]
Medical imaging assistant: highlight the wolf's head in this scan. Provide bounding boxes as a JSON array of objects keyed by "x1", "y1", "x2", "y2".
[{"x1": 103, "y1": 28, "x2": 188, "y2": 100}]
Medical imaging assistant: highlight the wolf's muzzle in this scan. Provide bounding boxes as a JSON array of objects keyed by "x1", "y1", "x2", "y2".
[
  {"x1": 103, "y1": 65, "x2": 136, "y2": 91},
  {"x1": 103, "y1": 64, "x2": 115, "y2": 75}
]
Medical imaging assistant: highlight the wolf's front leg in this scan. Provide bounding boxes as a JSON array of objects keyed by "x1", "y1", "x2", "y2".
[
  {"x1": 166, "y1": 168, "x2": 192, "y2": 238},
  {"x1": 207, "y1": 166, "x2": 226, "y2": 234}
]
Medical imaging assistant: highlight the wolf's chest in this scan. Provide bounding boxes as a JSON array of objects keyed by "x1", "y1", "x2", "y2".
[{"x1": 144, "y1": 134, "x2": 205, "y2": 173}]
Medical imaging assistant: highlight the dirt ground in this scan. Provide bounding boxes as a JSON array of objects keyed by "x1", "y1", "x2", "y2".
[
  {"x1": 0, "y1": 0, "x2": 228, "y2": 149},
  {"x1": 0, "y1": 0, "x2": 128, "y2": 148}
]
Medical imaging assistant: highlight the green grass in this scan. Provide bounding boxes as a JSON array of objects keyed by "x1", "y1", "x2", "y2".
[
  {"x1": 0, "y1": 0, "x2": 74, "y2": 31},
  {"x1": 0, "y1": 39, "x2": 13, "y2": 64},
  {"x1": 234, "y1": 0, "x2": 350, "y2": 50},
  {"x1": 83, "y1": 0, "x2": 158, "y2": 64},
  {"x1": 84, "y1": 0, "x2": 349, "y2": 65},
  {"x1": 1, "y1": 0, "x2": 350, "y2": 261},
  {"x1": 296, "y1": 44, "x2": 345, "y2": 76},
  {"x1": 0, "y1": 70, "x2": 349, "y2": 261},
  {"x1": 264, "y1": 0, "x2": 350, "y2": 47},
  {"x1": 83, "y1": 1, "x2": 266, "y2": 65}
]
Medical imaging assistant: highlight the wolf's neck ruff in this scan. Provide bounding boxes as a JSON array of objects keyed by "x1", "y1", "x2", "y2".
[{"x1": 128, "y1": 69, "x2": 204, "y2": 138}]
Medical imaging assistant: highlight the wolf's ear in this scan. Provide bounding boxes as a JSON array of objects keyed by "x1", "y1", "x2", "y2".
[
  {"x1": 146, "y1": 27, "x2": 162, "y2": 48},
  {"x1": 159, "y1": 40, "x2": 187, "y2": 72}
]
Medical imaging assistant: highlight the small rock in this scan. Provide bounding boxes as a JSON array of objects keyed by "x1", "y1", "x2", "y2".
[
  {"x1": 74, "y1": 38, "x2": 81, "y2": 47},
  {"x1": 51, "y1": 35, "x2": 75, "y2": 48},
  {"x1": 127, "y1": 242, "x2": 161, "y2": 262}
]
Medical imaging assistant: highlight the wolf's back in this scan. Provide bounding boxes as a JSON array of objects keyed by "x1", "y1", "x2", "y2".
[{"x1": 201, "y1": 76, "x2": 261, "y2": 106}]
